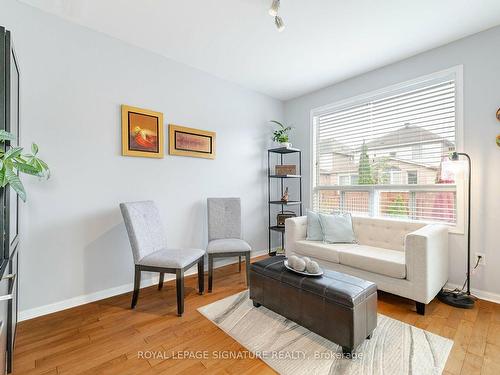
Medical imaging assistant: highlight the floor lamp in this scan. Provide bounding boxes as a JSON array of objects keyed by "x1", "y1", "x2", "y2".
[{"x1": 437, "y1": 151, "x2": 475, "y2": 309}]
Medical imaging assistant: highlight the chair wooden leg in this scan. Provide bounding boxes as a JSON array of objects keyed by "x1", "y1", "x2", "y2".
[
  {"x1": 158, "y1": 272, "x2": 164, "y2": 290},
  {"x1": 198, "y1": 256, "x2": 204, "y2": 295},
  {"x1": 131, "y1": 266, "x2": 141, "y2": 309},
  {"x1": 245, "y1": 252, "x2": 250, "y2": 287},
  {"x1": 208, "y1": 254, "x2": 214, "y2": 293},
  {"x1": 238, "y1": 256, "x2": 242, "y2": 272},
  {"x1": 176, "y1": 269, "x2": 184, "y2": 316}
]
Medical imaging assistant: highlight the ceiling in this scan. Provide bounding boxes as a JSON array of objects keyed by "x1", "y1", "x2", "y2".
[{"x1": 19, "y1": 0, "x2": 500, "y2": 100}]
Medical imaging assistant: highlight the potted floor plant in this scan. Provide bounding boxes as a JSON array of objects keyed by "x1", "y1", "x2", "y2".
[
  {"x1": 270, "y1": 120, "x2": 292, "y2": 148},
  {"x1": 0, "y1": 130, "x2": 50, "y2": 202}
]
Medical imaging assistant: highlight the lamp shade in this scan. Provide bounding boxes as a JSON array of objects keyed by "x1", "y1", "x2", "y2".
[{"x1": 440, "y1": 159, "x2": 466, "y2": 183}]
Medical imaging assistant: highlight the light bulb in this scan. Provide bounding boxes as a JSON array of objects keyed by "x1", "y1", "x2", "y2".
[
  {"x1": 269, "y1": 0, "x2": 280, "y2": 17},
  {"x1": 275, "y1": 15, "x2": 285, "y2": 32}
]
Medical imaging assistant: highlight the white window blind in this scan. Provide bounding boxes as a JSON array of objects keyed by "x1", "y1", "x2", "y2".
[{"x1": 312, "y1": 74, "x2": 458, "y2": 224}]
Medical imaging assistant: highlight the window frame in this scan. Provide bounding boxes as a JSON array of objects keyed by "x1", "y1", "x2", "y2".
[
  {"x1": 407, "y1": 170, "x2": 418, "y2": 185},
  {"x1": 310, "y1": 66, "x2": 465, "y2": 234}
]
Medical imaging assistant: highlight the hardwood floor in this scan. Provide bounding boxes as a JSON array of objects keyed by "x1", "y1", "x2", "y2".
[{"x1": 13, "y1": 257, "x2": 500, "y2": 375}]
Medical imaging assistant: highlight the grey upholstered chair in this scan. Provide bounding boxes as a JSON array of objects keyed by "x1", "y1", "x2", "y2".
[
  {"x1": 207, "y1": 198, "x2": 251, "y2": 292},
  {"x1": 120, "y1": 201, "x2": 205, "y2": 316}
]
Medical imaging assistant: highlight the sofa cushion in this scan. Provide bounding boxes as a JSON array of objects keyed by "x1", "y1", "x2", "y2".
[
  {"x1": 338, "y1": 245, "x2": 406, "y2": 279},
  {"x1": 207, "y1": 238, "x2": 251, "y2": 253},
  {"x1": 293, "y1": 240, "x2": 341, "y2": 263},
  {"x1": 306, "y1": 210, "x2": 323, "y2": 241},
  {"x1": 352, "y1": 217, "x2": 424, "y2": 251},
  {"x1": 138, "y1": 248, "x2": 205, "y2": 268},
  {"x1": 319, "y1": 212, "x2": 356, "y2": 244}
]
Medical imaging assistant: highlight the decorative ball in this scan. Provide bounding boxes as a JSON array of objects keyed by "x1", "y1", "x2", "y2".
[
  {"x1": 302, "y1": 257, "x2": 311, "y2": 264},
  {"x1": 293, "y1": 258, "x2": 306, "y2": 272},
  {"x1": 288, "y1": 255, "x2": 299, "y2": 269},
  {"x1": 306, "y1": 260, "x2": 320, "y2": 274}
]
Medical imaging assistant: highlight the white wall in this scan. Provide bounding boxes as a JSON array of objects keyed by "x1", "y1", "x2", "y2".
[
  {"x1": 1, "y1": 0, "x2": 283, "y2": 316},
  {"x1": 284, "y1": 26, "x2": 500, "y2": 299}
]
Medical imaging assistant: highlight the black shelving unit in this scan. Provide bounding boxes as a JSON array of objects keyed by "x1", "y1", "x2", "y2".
[{"x1": 267, "y1": 147, "x2": 303, "y2": 256}]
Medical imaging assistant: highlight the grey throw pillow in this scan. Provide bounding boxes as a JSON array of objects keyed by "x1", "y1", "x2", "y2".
[
  {"x1": 318, "y1": 213, "x2": 356, "y2": 244},
  {"x1": 306, "y1": 210, "x2": 323, "y2": 241}
]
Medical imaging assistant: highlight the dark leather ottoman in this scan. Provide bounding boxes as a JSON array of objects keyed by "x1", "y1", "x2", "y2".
[{"x1": 249, "y1": 257, "x2": 377, "y2": 356}]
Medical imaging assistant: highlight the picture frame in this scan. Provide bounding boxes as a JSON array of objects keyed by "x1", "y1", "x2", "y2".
[
  {"x1": 168, "y1": 124, "x2": 216, "y2": 159},
  {"x1": 121, "y1": 105, "x2": 164, "y2": 158}
]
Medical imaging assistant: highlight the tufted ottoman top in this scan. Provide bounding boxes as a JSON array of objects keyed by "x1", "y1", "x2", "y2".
[{"x1": 251, "y1": 257, "x2": 377, "y2": 308}]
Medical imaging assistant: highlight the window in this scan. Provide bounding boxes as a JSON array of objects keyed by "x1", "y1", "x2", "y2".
[
  {"x1": 338, "y1": 174, "x2": 358, "y2": 186},
  {"x1": 312, "y1": 68, "x2": 461, "y2": 225},
  {"x1": 382, "y1": 167, "x2": 403, "y2": 185},
  {"x1": 407, "y1": 171, "x2": 418, "y2": 184}
]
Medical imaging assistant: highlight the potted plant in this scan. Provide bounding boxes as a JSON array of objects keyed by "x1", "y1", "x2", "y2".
[
  {"x1": 270, "y1": 120, "x2": 292, "y2": 148},
  {"x1": 0, "y1": 130, "x2": 50, "y2": 202}
]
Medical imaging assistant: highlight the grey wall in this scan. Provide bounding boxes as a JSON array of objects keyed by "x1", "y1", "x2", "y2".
[
  {"x1": 284, "y1": 26, "x2": 500, "y2": 297},
  {"x1": 1, "y1": 0, "x2": 283, "y2": 314}
]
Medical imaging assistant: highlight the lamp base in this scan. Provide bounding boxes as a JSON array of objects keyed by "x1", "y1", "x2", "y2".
[{"x1": 437, "y1": 289, "x2": 475, "y2": 309}]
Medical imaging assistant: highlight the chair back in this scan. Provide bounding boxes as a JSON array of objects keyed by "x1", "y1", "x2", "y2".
[
  {"x1": 207, "y1": 198, "x2": 241, "y2": 241},
  {"x1": 120, "y1": 201, "x2": 167, "y2": 263}
]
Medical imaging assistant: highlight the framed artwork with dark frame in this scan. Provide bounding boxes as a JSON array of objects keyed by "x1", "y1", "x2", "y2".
[
  {"x1": 168, "y1": 124, "x2": 216, "y2": 159},
  {"x1": 121, "y1": 105, "x2": 164, "y2": 158}
]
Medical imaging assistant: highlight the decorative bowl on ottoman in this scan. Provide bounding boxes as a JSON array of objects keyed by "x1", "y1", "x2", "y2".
[{"x1": 284, "y1": 257, "x2": 323, "y2": 276}]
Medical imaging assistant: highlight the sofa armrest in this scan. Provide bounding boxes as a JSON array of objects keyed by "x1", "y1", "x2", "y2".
[
  {"x1": 405, "y1": 224, "x2": 449, "y2": 304},
  {"x1": 285, "y1": 216, "x2": 307, "y2": 257}
]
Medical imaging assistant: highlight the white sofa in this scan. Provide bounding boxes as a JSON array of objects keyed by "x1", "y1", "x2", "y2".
[{"x1": 285, "y1": 215, "x2": 448, "y2": 315}]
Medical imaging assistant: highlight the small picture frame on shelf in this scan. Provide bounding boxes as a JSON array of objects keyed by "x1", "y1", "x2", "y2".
[{"x1": 277, "y1": 211, "x2": 297, "y2": 227}]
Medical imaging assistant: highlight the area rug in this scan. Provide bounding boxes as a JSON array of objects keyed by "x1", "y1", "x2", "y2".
[{"x1": 198, "y1": 290, "x2": 453, "y2": 375}]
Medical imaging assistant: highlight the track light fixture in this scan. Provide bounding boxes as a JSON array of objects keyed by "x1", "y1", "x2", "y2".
[
  {"x1": 269, "y1": 0, "x2": 280, "y2": 17},
  {"x1": 274, "y1": 15, "x2": 285, "y2": 32},
  {"x1": 269, "y1": 0, "x2": 285, "y2": 32}
]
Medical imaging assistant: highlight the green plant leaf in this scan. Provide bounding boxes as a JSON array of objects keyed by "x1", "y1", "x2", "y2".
[
  {"x1": 0, "y1": 139, "x2": 50, "y2": 201},
  {"x1": 5, "y1": 168, "x2": 26, "y2": 202},
  {"x1": 26, "y1": 157, "x2": 50, "y2": 178},
  {"x1": 4, "y1": 147, "x2": 23, "y2": 160},
  {"x1": 15, "y1": 161, "x2": 42, "y2": 176},
  {"x1": 37, "y1": 158, "x2": 50, "y2": 174},
  {"x1": 0, "y1": 130, "x2": 16, "y2": 142},
  {"x1": 269, "y1": 120, "x2": 285, "y2": 128}
]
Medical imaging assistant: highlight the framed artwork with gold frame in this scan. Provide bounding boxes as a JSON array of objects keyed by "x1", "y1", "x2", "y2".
[
  {"x1": 168, "y1": 124, "x2": 216, "y2": 159},
  {"x1": 121, "y1": 105, "x2": 164, "y2": 158}
]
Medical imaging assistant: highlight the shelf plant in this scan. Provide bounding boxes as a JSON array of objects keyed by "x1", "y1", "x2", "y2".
[
  {"x1": 0, "y1": 130, "x2": 50, "y2": 202},
  {"x1": 269, "y1": 120, "x2": 292, "y2": 145}
]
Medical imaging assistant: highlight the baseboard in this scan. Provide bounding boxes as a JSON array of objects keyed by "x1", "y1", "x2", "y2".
[
  {"x1": 444, "y1": 282, "x2": 500, "y2": 305},
  {"x1": 19, "y1": 249, "x2": 268, "y2": 322}
]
